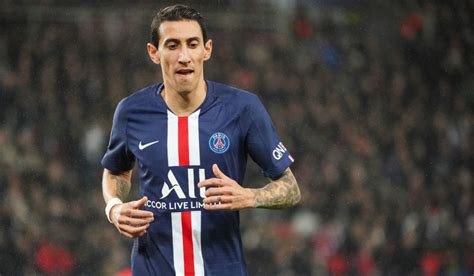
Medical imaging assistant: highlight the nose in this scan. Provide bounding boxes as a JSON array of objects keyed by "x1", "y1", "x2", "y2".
[{"x1": 178, "y1": 47, "x2": 190, "y2": 64}]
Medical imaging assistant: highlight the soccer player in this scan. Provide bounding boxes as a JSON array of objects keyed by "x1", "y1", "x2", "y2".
[{"x1": 101, "y1": 4, "x2": 300, "y2": 275}]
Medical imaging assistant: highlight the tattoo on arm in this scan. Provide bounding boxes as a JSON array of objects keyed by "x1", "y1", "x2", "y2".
[
  {"x1": 254, "y1": 168, "x2": 300, "y2": 209},
  {"x1": 110, "y1": 174, "x2": 131, "y2": 201}
]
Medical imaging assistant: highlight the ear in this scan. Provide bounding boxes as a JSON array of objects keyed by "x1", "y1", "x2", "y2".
[
  {"x1": 203, "y1": 39, "x2": 213, "y2": 61},
  {"x1": 147, "y1": 43, "x2": 160, "y2": 64}
]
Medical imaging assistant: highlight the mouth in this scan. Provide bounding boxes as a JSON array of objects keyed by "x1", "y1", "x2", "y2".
[{"x1": 176, "y1": 68, "x2": 194, "y2": 76}]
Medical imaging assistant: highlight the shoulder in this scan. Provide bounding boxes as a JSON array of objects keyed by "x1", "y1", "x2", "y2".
[
  {"x1": 208, "y1": 81, "x2": 261, "y2": 107},
  {"x1": 207, "y1": 81, "x2": 270, "y2": 129},
  {"x1": 115, "y1": 83, "x2": 161, "y2": 113}
]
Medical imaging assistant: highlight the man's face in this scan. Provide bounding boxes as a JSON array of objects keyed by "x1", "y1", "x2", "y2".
[{"x1": 149, "y1": 20, "x2": 212, "y2": 94}]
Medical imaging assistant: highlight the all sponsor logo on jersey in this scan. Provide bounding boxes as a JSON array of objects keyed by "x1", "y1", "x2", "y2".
[
  {"x1": 161, "y1": 169, "x2": 206, "y2": 199},
  {"x1": 145, "y1": 168, "x2": 221, "y2": 211},
  {"x1": 272, "y1": 142, "x2": 287, "y2": 160},
  {"x1": 209, "y1": 132, "x2": 230, "y2": 154}
]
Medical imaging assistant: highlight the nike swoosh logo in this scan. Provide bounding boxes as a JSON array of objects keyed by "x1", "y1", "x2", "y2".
[{"x1": 139, "y1": 140, "x2": 159, "y2": 150}]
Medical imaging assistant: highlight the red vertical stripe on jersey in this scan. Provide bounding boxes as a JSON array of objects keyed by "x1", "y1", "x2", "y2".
[
  {"x1": 181, "y1": 212, "x2": 195, "y2": 275},
  {"x1": 178, "y1": 116, "x2": 190, "y2": 166}
]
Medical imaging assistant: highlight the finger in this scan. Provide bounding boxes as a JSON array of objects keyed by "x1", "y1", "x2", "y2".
[
  {"x1": 205, "y1": 187, "x2": 232, "y2": 197},
  {"x1": 119, "y1": 230, "x2": 134, "y2": 239},
  {"x1": 118, "y1": 216, "x2": 153, "y2": 226},
  {"x1": 114, "y1": 223, "x2": 135, "y2": 238},
  {"x1": 204, "y1": 202, "x2": 233, "y2": 211},
  {"x1": 118, "y1": 225, "x2": 149, "y2": 238},
  {"x1": 127, "y1": 209, "x2": 155, "y2": 219},
  {"x1": 121, "y1": 206, "x2": 154, "y2": 218},
  {"x1": 119, "y1": 223, "x2": 150, "y2": 235},
  {"x1": 203, "y1": 195, "x2": 232, "y2": 204},
  {"x1": 212, "y1": 164, "x2": 230, "y2": 180},
  {"x1": 131, "y1": 196, "x2": 148, "y2": 209},
  {"x1": 198, "y1": 178, "x2": 225, "y2": 188}
]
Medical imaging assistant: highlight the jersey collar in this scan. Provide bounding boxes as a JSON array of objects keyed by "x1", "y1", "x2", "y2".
[{"x1": 154, "y1": 80, "x2": 217, "y2": 116}]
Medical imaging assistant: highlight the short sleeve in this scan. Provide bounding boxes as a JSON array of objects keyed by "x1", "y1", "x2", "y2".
[
  {"x1": 101, "y1": 99, "x2": 136, "y2": 173},
  {"x1": 242, "y1": 96, "x2": 294, "y2": 179}
]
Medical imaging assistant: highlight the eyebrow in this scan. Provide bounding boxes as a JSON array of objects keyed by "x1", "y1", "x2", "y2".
[{"x1": 163, "y1": 37, "x2": 201, "y2": 45}]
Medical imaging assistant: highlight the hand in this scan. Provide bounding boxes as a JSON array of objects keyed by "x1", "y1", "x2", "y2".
[
  {"x1": 110, "y1": 196, "x2": 154, "y2": 238},
  {"x1": 198, "y1": 164, "x2": 255, "y2": 211}
]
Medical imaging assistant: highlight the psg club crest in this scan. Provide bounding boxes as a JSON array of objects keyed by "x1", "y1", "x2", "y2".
[{"x1": 209, "y1": 132, "x2": 230, "y2": 154}]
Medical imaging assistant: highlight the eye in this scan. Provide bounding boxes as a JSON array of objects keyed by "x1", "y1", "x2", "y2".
[
  {"x1": 167, "y1": 43, "x2": 178, "y2": 50},
  {"x1": 189, "y1": 41, "x2": 199, "y2": 48}
]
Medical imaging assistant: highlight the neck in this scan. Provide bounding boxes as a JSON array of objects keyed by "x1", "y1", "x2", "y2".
[{"x1": 162, "y1": 79, "x2": 207, "y2": 116}]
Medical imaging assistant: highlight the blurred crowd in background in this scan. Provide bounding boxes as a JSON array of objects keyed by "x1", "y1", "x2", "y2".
[{"x1": 0, "y1": 0, "x2": 473, "y2": 275}]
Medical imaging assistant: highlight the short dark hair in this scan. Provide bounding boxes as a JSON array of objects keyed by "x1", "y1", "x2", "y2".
[{"x1": 150, "y1": 4, "x2": 208, "y2": 47}]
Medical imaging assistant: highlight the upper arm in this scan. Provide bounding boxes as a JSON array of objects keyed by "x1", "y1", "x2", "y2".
[
  {"x1": 101, "y1": 99, "x2": 136, "y2": 172},
  {"x1": 243, "y1": 96, "x2": 294, "y2": 178}
]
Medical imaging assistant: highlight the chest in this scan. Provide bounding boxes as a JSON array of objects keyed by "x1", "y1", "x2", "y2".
[{"x1": 126, "y1": 107, "x2": 245, "y2": 172}]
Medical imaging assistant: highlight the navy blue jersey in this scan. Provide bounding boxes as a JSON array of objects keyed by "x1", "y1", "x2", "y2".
[{"x1": 102, "y1": 81, "x2": 294, "y2": 276}]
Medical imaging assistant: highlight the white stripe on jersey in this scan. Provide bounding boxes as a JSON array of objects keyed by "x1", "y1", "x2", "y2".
[
  {"x1": 188, "y1": 169, "x2": 195, "y2": 198},
  {"x1": 171, "y1": 212, "x2": 185, "y2": 275},
  {"x1": 199, "y1": 169, "x2": 206, "y2": 198},
  {"x1": 171, "y1": 211, "x2": 204, "y2": 276},
  {"x1": 192, "y1": 211, "x2": 204, "y2": 276},
  {"x1": 167, "y1": 110, "x2": 201, "y2": 167},
  {"x1": 188, "y1": 110, "x2": 201, "y2": 166},
  {"x1": 167, "y1": 110, "x2": 179, "y2": 166}
]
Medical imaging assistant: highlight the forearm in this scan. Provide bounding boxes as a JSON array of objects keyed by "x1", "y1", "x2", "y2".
[
  {"x1": 102, "y1": 169, "x2": 133, "y2": 203},
  {"x1": 251, "y1": 168, "x2": 300, "y2": 209}
]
